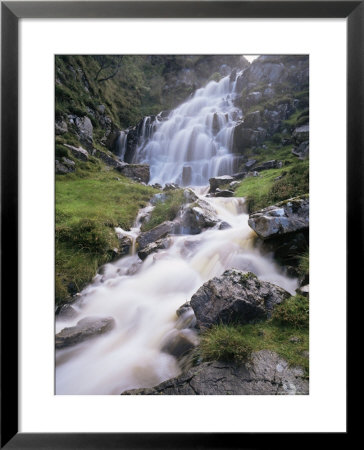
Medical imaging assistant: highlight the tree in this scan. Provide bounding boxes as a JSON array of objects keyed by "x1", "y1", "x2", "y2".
[{"x1": 93, "y1": 56, "x2": 123, "y2": 83}]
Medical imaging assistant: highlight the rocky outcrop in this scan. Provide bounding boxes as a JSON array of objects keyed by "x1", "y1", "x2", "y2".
[
  {"x1": 63, "y1": 144, "x2": 89, "y2": 161},
  {"x1": 55, "y1": 118, "x2": 68, "y2": 135},
  {"x1": 56, "y1": 316, "x2": 115, "y2": 349},
  {"x1": 190, "y1": 270, "x2": 291, "y2": 328},
  {"x1": 75, "y1": 116, "x2": 93, "y2": 149},
  {"x1": 209, "y1": 175, "x2": 234, "y2": 193},
  {"x1": 116, "y1": 163, "x2": 150, "y2": 183},
  {"x1": 248, "y1": 195, "x2": 309, "y2": 240},
  {"x1": 254, "y1": 160, "x2": 282, "y2": 172},
  {"x1": 292, "y1": 124, "x2": 309, "y2": 159},
  {"x1": 93, "y1": 149, "x2": 122, "y2": 168},
  {"x1": 122, "y1": 350, "x2": 308, "y2": 395},
  {"x1": 55, "y1": 158, "x2": 75, "y2": 174},
  {"x1": 136, "y1": 221, "x2": 176, "y2": 251}
]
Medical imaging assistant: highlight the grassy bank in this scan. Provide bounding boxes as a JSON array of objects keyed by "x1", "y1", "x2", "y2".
[
  {"x1": 200, "y1": 295, "x2": 309, "y2": 374},
  {"x1": 55, "y1": 168, "x2": 157, "y2": 305}
]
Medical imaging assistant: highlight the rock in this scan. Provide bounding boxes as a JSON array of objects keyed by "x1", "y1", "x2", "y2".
[
  {"x1": 245, "y1": 159, "x2": 257, "y2": 169},
  {"x1": 63, "y1": 144, "x2": 89, "y2": 161},
  {"x1": 296, "y1": 284, "x2": 309, "y2": 297},
  {"x1": 137, "y1": 238, "x2": 171, "y2": 260},
  {"x1": 115, "y1": 233, "x2": 133, "y2": 257},
  {"x1": 55, "y1": 316, "x2": 115, "y2": 349},
  {"x1": 214, "y1": 189, "x2": 234, "y2": 198},
  {"x1": 292, "y1": 141, "x2": 309, "y2": 159},
  {"x1": 182, "y1": 166, "x2": 192, "y2": 185},
  {"x1": 232, "y1": 171, "x2": 247, "y2": 180},
  {"x1": 246, "y1": 171, "x2": 259, "y2": 178},
  {"x1": 121, "y1": 350, "x2": 308, "y2": 395},
  {"x1": 254, "y1": 160, "x2": 282, "y2": 172},
  {"x1": 209, "y1": 175, "x2": 234, "y2": 193},
  {"x1": 152, "y1": 183, "x2": 162, "y2": 189},
  {"x1": 55, "y1": 118, "x2": 68, "y2": 135},
  {"x1": 259, "y1": 231, "x2": 309, "y2": 267},
  {"x1": 248, "y1": 195, "x2": 309, "y2": 240},
  {"x1": 190, "y1": 269, "x2": 291, "y2": 328},
  {"x1": 289, "y1": 336, "x2": 301, "y2": 344},
  {"x1": 55, "y1": 303, "x2": 77, "y2": 319},
  {"x1": 97, "y1": 104, "x2": 106, "y2": 114},
  {"x1": 177, "y1": 200, "x2": 219, "y2": 234},
  {"x1": 163, "y1": 183, "x2": 179, "y2": 191},
  {"x1": 136, "y1": 221, "x2": 175, "y2": 251},
  {"x1": 75, "y1": 116, "x2": 93, "y2": 149},
  {"x1": 93, "y1": 149, "x2": 121, "y2": 168},
  {"x1": 175, "y1": 306, "x2": 197, "y2": 330},
  {"x1": 232, "y1": 124, "x2": 267, "y2": 152},
  {"x1": 116, "y1": 163, "x2": 150, "y2": 183},
  {"x1": 55, "y1": 159, "x2": 74, "y2": 174},
  {"x1": 293, "y1": 125, "x2": 309, "y2": 144},
  {"x1": 183, "y1": 188, "x2": 198, "y2": 203},
  {"x1": 243, "y1": 110, "x2": 263, "y2": 128},
  {"x1": 161, "y1": 329, "x2": 199, "y2": 359}
]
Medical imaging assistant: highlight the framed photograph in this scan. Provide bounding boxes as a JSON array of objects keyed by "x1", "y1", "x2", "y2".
[{"x1": 1, "y1": 0, "x2": 358, "y2": 447}]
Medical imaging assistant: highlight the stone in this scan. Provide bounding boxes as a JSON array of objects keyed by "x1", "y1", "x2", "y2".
[
  {"x1": 63, "y1": 144, "x2": 89, "y2": 161},
  {"x1": 190, "y1": 269, "x2": 291, "y2": 328},
  {"x1": 136, "y1": 221, "x2": 176, "y2": 251},
  {"x1": 182, "y1": 166, "x2": 192, "y2": 185},
  {"x1": 137, "y1": 238, "x2": 171, "y2": 261},
  {"x1": 245, "y1": 159, "x2": 257, "y2": 169},
  {"x1": 296, "y1": 284, "x2": 309, "y2": 297},
  {"x1": 75, "y1": 116, "x2": 93, "y2": 148},
  {"x1": 293, "y1": 125, "x2": 309, "y2": 144},
  {"x1": 292, "y1": 141, "x2": 309, "y2": 159},
  {"x1": 209, "y1": 175, "x2": 234, "y2": 193},
  {"x1": 121, "y1": 350, "x2": 308, "y2": 395},
  {"x1": 93, "y1": 149, "x2": 121, "y2": 168},
  {"x1": 254, "y1": 160, "x2": 282, "y2": 172},
  {"x1": 214, "y1": 189, "x2": 234, "y2": 198},
  {"x1": 218, "y1": 221, "x2": 232, "y2": 230},
  {"x1": 161, "y1": 329, "x2": 199, "y2": 359},
  {"x1": 183, "y1": 188, "x2": 198, "y2": 203},
  {"x1": 232, "y1": 124, "x2": 267, "y2": 152},
  {"x1": 248, "y1": 195, "x2": 309, "y2": 240},
  {"x1": 56, "y1": 316, "x2": 115, "y2": 349},
  {"x1": 177, "y1": 200, "x2": 219, "y2": 234},
  {"x1": 55, "y1": 159, "x2": 74, "y2": 174},
  {"x1": 55, "y1": 118, "x2": 68, "y2": 135},
  {"x1": 163, "y1": 183, "x2": 179, "y2": 191},
  {"x1": 116, "y1": 163, "x2": 150, "y2": 184}
]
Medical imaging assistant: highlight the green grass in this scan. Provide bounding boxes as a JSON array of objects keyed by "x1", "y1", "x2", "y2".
[
  {"x1": 141, "y1": 189, "x2": 185, "y2": 232},
  {"x1": 200, "y1": 306, "x2": 309, "y2": 374},
  {"x1": 272, "y1": 295, "x2": 309, "y2": 329},
  {"x1": 56, "y1": 169, "x2": 157, "y2": 305}
]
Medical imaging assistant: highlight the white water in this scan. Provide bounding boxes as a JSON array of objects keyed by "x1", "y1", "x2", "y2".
[
  {"x1": 56, "y1": 193, "x2": 298, "y2": 395},
  {"x1": 131, "y1": 73, "x2": 244, "y2": 186}
]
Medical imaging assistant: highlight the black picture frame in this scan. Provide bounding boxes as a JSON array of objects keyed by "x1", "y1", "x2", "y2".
[{"x1": 1, "y1": 1, "x2": 358, "y2": 447}]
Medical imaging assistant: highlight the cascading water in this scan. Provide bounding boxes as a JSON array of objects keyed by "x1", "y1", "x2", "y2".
[
  {"x1": 56, "y1": 192, "x2": 298, "y2": 395},
  {"x1": 131, "y1": 72, "x2": 244, "y2": 186}
]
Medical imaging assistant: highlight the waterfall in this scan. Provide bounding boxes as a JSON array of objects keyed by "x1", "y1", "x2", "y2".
[
  {"x1": 115, "y1": 131, "x2": 128, "y2": 160},
  {"x1": 131, "y1": 71, "x2": 244, "y2": 186}
]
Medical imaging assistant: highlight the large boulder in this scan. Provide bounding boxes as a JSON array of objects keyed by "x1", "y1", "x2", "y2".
[
  {"x1": 55, "y1": 118, "x2": 68, "y2": 135},
  {"x1": 248, "y1": 195, "x2": 309, "y2": 240},
  {"x1": 136, "y1": 221, "x2": 176, "y2": 251},
  {"x1": 122, "y1": 350, "x2": 308, "y2": 395},
  {"x1": 137, "y1": 238, "x2": 171, "y2": 261},
  {"x1": 292, "y1": 141, "x2": 309, "y2": 159},
  {"x1": 190, "y1": 270, "x2": 291, "y2": 328},
  {"x1": 56, "y1": 316, "x2": 115, "y2": 349},
  {"x1": 75, "y1": 116, "x2": 93, "y2": 149},
  {"x1": 116, "y1": 163, "x2": 150, "y2": 184},
  {"x1": 177, "y1": 199, "x2": 219, "y2": 234},
  {"x1": 232, "y1": 124, "x2": 267, "y2": 153},
  {"x1": 293, "y1": 125, "x2": 309, "y2": 144},
  {"x1": 55, "y1": 158, "x2": 75, "y2": 175}
]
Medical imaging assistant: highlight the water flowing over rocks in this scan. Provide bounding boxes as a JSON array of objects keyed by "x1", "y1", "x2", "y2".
[
  {"x1": 137, "y1": 238, "x2": 171, "y2": 261},
  {"x1": 136, "y1": 221, "x2": 176, "y2": 251},
  {"x1": 248, "y1": 195, "x2": 309, "y2": 240},
  {"x1": 121, "y1": 350, "x2": 308, "y2": 395},
  {"x1": 190, "y1": 269, "x2": 291, "y2": 328},
  {"x1": 56, "y1": 316, "x2": 115, "y2": 349},
  {"x1": 177, "y1": 199, "x2": 220, "y2": 234}
]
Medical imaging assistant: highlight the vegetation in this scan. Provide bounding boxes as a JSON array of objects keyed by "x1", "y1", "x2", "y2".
[
  {"x1": 200, "y1": 295, "x2": 309, "y2": 373},
  {"x1": 141, "y1": 189, "x2": 185, "y2": 232},
  {"x1": 55, "y1": 169, "x2": 157, "y2": 304}
]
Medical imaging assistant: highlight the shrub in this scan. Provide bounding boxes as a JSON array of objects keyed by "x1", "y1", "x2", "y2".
[
  {"x1": 272, "y1": 295, "x2": 309, "y2": 329},
  {"x1": 200, "y1": 325, "x2": 253, "y2": 363}
]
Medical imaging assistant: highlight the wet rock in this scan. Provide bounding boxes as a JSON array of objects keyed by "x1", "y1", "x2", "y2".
[
  {"x1": 218, "y1": 221, "x2": 232, "y2": 230},
  {"x1": 248, "y1": 195, "x2": 309, "y2": 240},
  {"x1": 177, "y1": 200, "x2": 219, "y2": 234},
  {"x1": 183, "y1": 188, "x2": 198, "y2": 203},
  {"x1": 175, "y1": 307, "x2": 197, "y2": 330},
  {"x1": 163, "y1": 183, "x2": 180, "y2": 191},
  {"x1": 137, "y1": 238, "x2": 171, "y2": 260},
  {"x1": 254, "y1": 160, "x2": 282, "y2": 172},
  {"x1": 122, "y1": 350, "x2": 308, "y2": 395},
  {"x1": 259, "y1": 231, "x2": 309, "y2": 267},
  {"x1": 55, "y1": 303, "x2": 77, "y2": 319},
  {"x1": 161, "y1": 329, "x2": 199, "y2": 359},
  {"x1": 116, "y1": 163, "x2": 150, "y2": 184},
  {"x1": 296, "y1": 284, "x2": 309, "y2": 297},
  {"x1": 116, "y1": 234, "x2": 133, "y2": 257},
  {"x1": 136, "y1": 221, "x2": 175, "y2": 251},
  {"x1": 63, "y1": 144, "x2": 89, "y2": 161},
  {"x1": 190, "y1": 269, "x2": 291, "y2": 328},
  {"x1": 209, "y1": 175, "x2": 234, "y2": 193},
  {"x1": 56, "y1": 316, "x2": 115, "y2": 349},
  {"x1": 214, "y1": 189, "x2": 234, "y2": 198},
  {"x1": 229, "y1": 181, "x2": 240, "y2": 190}
]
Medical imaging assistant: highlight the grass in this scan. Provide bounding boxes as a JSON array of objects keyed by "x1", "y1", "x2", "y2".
[
  {"x1": 141, "y1": 189, "x2": 185, "y2": 232},
  {"x1": 200, "y1": 296, "x2": 309, "y2": 374},
  {"x1": 55, "y1": 169, "x2": 157, "y2": 305}
]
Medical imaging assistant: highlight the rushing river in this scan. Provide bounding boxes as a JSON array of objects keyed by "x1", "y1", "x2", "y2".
[{"x1": 56, "y1": 69, "x2": 298, "y2": 395}]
